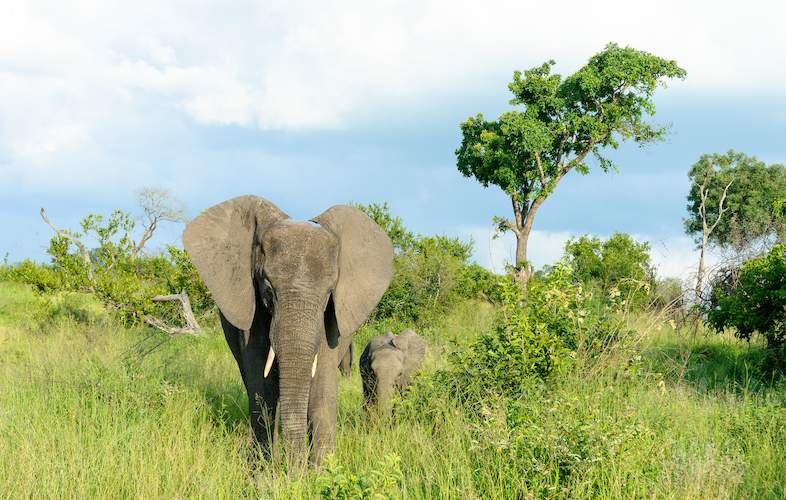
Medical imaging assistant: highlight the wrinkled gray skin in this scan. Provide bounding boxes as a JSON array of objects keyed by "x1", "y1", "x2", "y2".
[
  {"x1": 183, "y1": 195, "x2": 393, "y2": 467},
  {"x1": 360, "y1": 329, "x2": 426, "y2": 413}
]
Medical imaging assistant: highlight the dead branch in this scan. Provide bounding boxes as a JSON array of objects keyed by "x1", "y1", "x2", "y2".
[
  {"x1": 39, "y1": 207, "x2": 95, "y2": 284},
  {"x1": 143, "y1": 289, "x2": 202, "y2": 336},
  {"x1": 133, "y1": 188, "x2": 187, "y2": 257}
]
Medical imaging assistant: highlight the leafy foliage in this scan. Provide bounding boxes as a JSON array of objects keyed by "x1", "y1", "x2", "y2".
[
  {"x1": 355, "y1": 202, "x2": 503, "y2": 323},
  {"x1": 435, "y1": 263, "x2": 630, "y2": 403},
  {"x1": 455, "y1": 44, "x2": 685, "y2": 282},
  {"x1": 351, "y1": 201, "x2": 415, "y2": 252},
  {"x1": 775, "y1": 197, "x2": 786, "y2": 219},
  {"x1": 564, "y1": 233, "x2": 655, "y2": 308},
  {"x1": 651, "y1": 277, "x2": 685, "y2": 310},
  {"x1": 5, "y1": 210, "x2": 213, "y2": 326},
  {"x1": 707, "y1": 245, "x2": 786, "y2": 352},
  {"x1": 456, "y1": 44, "x2": 686, "y2": 197},
  {"x1": 317, "y1": 454, "x2": 402, "y2": 499},
  {"x1": 685, "y1": 151, "x2": 786, "y2": 249}
]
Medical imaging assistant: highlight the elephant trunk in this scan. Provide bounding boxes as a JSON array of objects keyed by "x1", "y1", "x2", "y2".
[
  {"x1": 272, "y1": 292, "x2": 324, "y2": 465},
  {"x1": 375, "y1": 374, "x2": 397, "y2": 415}
]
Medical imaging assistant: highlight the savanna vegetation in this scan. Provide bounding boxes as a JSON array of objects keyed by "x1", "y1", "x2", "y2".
[{"x1": 2, "y1": 44, "x2": 785, "y2": 498}]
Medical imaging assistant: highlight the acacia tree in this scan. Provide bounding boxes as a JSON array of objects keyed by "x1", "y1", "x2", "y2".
[{"x1": 456, "y1": 43, "x2": 685, "y2": 287}]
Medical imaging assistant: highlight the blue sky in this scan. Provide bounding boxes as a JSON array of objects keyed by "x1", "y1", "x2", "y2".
[{"x1": 2, "y1": 0, "x2": 785, "y2": 280}]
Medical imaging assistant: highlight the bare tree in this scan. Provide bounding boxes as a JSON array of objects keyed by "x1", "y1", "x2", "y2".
[
  {"x1": 694, "y1": 169, "x2": 734, "y2": 302},
  {"x1": 133, "y1": 187, "x2": 187, "y2": 256}
]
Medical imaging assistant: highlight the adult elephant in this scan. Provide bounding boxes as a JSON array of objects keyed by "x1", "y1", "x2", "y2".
[{"x1": 183, "y1": 195, "x2": 393, "y2": 466}]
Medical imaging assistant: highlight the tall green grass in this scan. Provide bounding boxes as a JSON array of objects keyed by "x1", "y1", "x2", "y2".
[{"x1": 0, "y1": 282, "x2": 784, "y2": 498}]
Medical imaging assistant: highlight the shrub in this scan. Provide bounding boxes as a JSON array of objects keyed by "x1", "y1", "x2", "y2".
[
  {"x1": 456, "y1": 263, "x2": 504, "y2": 303},
  {"x1": 317, "y1": 453, "x2": 402, "y2": 499},
  {"x1": 564, "y1": 233, "x2": 656, "y2": 309},
  {"x1": 652, "y1": 277, "x2": 685, "y2": 311},
  {"x1": 357, "y1": 202, "x2": 502, "y2": 323},
  {"x1": 432, "y1": 262, "x2": 630, "y2": 404},
  {"x1": 707, "y1": 245, "x2": 786, "y2": 352},
  {"x1": 4, "y1": 259, "x2": 64, "y2": 293},
  {"x1": 4, "y1": 209, "x2": 214, "y2": 327}
]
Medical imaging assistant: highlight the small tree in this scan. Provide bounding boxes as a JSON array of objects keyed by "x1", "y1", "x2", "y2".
[
  {"x1": 456, "y1": 43, "x2": 685, "y2": 287},
  {"x1": 34, "y1": 188, "x2": 203, "y2": 334},
  {"x1": 685, "y1": 151, "x2": 786, "y2": 255},
  {"x1": 564, "y1": 233, "x2": 655, "y2": 307},
  {"x1": 684, "y1": 161, "x2": 734, "y2": 302},
  {"x1": 685, "y1": 152, "x2": 786, "y2": 301},
  {"x1": 352, "y1": 202, "x2": 415, "y2": 252}
]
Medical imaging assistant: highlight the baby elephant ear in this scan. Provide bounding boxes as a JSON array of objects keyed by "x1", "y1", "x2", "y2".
[
  {"x1": 313, "y1": 205, "x2": 394, "y2": 336},
  {"x1": 394, "y1": 329, "x2": 426, "y2": 377},
  {"x1": 183, "y1": 195, "x2": 288, "y2": 331}
]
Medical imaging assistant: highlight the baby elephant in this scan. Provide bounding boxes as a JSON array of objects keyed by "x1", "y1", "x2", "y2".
[{"x1": 360, "y1": 329, "x2": 426, "y2": 412}]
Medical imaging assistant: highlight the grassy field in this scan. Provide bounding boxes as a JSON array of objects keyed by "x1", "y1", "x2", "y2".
[{"x1": 1, "y1": 281, "x2": 784, "y2": 498}]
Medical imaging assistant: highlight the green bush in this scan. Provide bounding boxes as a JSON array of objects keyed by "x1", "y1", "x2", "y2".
[
  {"x1": 652, "y1": 277, "x2": 685, "y2": 311},
  {"x1": 4, "y1": 259, "x2": 64, "y2": 293},
  {"x1": 357, "y1": 202, "x2": 503, "y2": 324},
  {"x1": 707, "y1": 245, "x2": 786, "y2": 354},
  {"x1": 453, "y1": 276, "x2": 568, "y2": 392},
  {"x1": 564, "y1": 233, "x2": 656, "y2": 309},
  {"x1": 4, "y1": 210, "x2": 214, "y2": 327},
  {"x1": 427, "y1": 262, "x2": 630, "y2": 406},
  {"x1": 317, "y1": 453, "x2": 402, "y2": 499}
]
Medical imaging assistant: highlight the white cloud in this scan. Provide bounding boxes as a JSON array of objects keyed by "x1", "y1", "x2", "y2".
[
  {"x1": 1, "y1": 0, "x2": 785, "y2": 156},
  {"x1": 1, "y1": 0, "x2": 785, "y2": 198}
]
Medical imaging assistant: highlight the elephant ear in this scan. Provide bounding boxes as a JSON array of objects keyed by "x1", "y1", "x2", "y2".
[
  {"x1": 313, "y1": 205, "x2": 394, "y2": 336},
  {"x1": 183, "y1": 195, "x2": 288, "y2": 331},
  {"x1": 393, "y1": 329, "x2": 426, "y2": 378}
]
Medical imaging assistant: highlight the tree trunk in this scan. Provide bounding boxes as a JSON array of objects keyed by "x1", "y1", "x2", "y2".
[
  {"x1": 514, "y1": 230, "x2": 530, "y2": 288},
  {"x1": 513, "y1": 196, "x2": 545, "y2": 290},
  {"x1": 694, "y1": 234, "x2": 707, "y2": 304}
]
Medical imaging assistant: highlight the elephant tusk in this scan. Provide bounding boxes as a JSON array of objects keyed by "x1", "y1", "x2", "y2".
[
  {"x1": 312, "y1": 353, "x2": 318, "y2": 378},
  {"x1": 264, "y1": 347, "x2": 275, "y2": 378}
]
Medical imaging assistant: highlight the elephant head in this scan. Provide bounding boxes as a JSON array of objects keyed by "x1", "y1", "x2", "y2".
[
  {"x1": 183, "y1": 195, "x2": 393, "y2": 464},
  {"x1": 359, "y1": 329, "x2": 427, "y2": 413}
]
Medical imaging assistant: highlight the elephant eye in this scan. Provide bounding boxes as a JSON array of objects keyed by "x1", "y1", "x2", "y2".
[{"x1": 259, "y1": 276, "x2": 276, "y2": 311}]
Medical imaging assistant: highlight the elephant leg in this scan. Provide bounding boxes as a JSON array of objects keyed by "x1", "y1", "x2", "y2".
[
  {"x1": 220, "y1": 312, "x2": 247, "y2": 387},
  {"x1": 307, "y1": 341, "x2": 339, "y2": 467},
  {"x1": 338, "y1": 342, "x2": 353, "y2": 377},
  {"x1": 241, "y1": 325, "x2": 279, "y2": 456}
]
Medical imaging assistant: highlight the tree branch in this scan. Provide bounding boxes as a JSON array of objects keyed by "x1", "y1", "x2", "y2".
[
  {"x1": 707, "y1": 178, "x2": 734, "y2": 236},
  {"x1": 143, "y1": 290, "x2": 202, "y2": 336},
  {"x1": 133, "y1": 187, "x2": 186, "y2": 257},
  {"x1": 133, "y1": 217, "x2": 158, "y2": 257},
  {"x1": 534, "y1": 151, "x2": 547, "y2": 189},
  {"x1": 39, "y1": 207, "x2": 95, "y2": 284},
  {"x1": 510, "y1": 192, "x2": 524, "y2": 232}
]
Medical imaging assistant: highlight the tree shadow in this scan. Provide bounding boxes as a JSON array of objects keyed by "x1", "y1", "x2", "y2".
[{"x1": 647, "y1": 337, "x2": 783, "y2": 394}]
